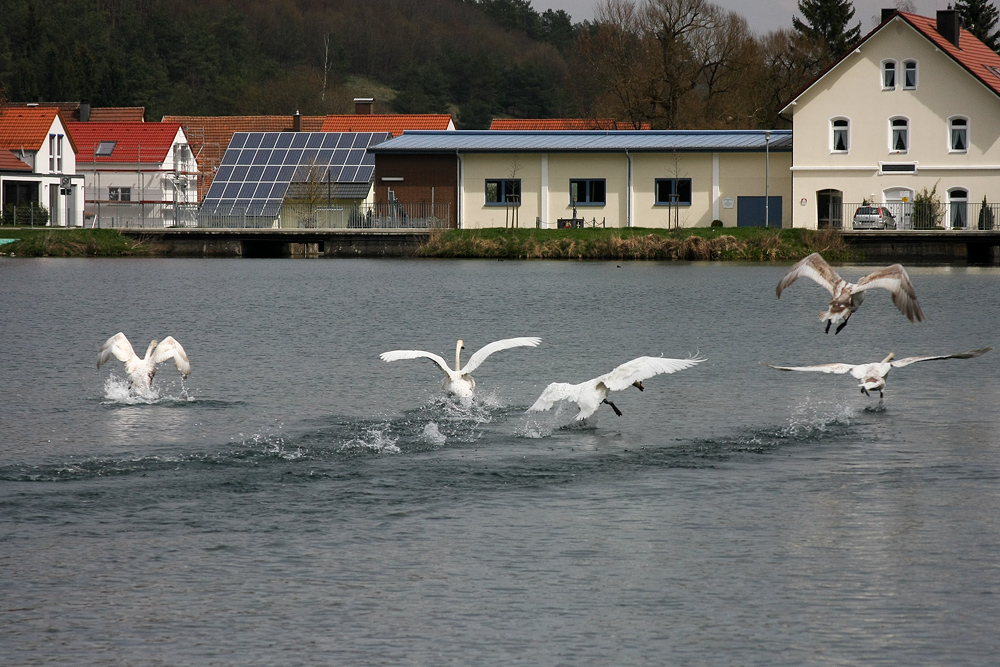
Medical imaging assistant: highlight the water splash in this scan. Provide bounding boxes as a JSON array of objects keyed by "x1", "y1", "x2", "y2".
[
  {"x1": 101, "y1": 374, "x2": 195, "y2": 405},
  {"x1": 421, "y1": 422, "x2": 448, "y2": 446},
  {"x1": 339, "y1": 424, "x2": 401, "y2": 455}
]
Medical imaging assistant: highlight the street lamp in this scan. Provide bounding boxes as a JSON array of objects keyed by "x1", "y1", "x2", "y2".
[{"x1": 764, "y1": 130, "x2": 771, "y2": 228}]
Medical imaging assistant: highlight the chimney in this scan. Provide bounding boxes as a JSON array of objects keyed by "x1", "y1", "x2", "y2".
[
  {"x1": 293, "y1": 110, "x2": 301, "y2": 132},
  {"x1": 937, "y1": 9, "x2": 961, "y2": 48},
  {"x1": 80, "y1": 102, "x2": 90, "y2": 122},
  {"x1": 881, "y1": 8, "x2": 897, "y2": 24},
  {"x1": 354, "y1": 98, "x2": 374, "y2": 115}
]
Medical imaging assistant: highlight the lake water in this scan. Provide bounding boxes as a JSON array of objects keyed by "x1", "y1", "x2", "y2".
[{"x1": 2, "y1": 257, "x2": 999, "y2": 665}]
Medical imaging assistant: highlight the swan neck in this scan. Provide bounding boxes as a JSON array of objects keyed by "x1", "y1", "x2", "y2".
[{"x1": 455, "y1": 340, "x2": 464, "y2": 371}]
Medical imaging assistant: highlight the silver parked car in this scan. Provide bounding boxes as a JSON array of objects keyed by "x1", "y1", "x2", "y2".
[{"x1": 852, "y1": 205, "x2": 897, "y2": 230}]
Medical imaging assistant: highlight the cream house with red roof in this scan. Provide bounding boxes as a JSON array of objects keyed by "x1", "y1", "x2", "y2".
[
  {"x1": 0, "y1": 105, "x2": 85, "y2": 226},
  {"x1": 67, "y1": 121, "x2": 198, "y2": 228},
  {"x1": 783, "y1": 9, "x2": 1000, "y2": 230}
]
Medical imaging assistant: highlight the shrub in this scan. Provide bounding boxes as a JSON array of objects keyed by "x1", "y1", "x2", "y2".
[
  {"x1": 2, "y1": 203, "x2": 49, "y2": 226},
  {"x1": 978, "y1": 195, "x2": 994, "y2": 230},
  {"x1": 912, "y1": 183, "x2": 942, "y2": 230}
]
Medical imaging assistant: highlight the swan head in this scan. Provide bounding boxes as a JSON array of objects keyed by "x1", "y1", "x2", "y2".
[
  {"x1": 454, "y1": 339, "x2": 465, "y2": 371},
  {"x1": 632, "y1": 380, "x2": 644, "y2": 392},
  {"x1": 881, "y1": 352, "x2": 895, "y2": 364}
]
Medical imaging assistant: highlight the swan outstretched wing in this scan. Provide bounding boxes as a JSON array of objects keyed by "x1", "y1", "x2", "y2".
[
  {"x1": 890, "y1": 346, "x2": 993, "y2": 368},
  {"x1": 462, "y1": 337, "x2": 542, "y2": 374},
  {"x1": 527, "y1": 382, "x2": 582, "y2": 412},
  {"x1": 97, "y1": 332, "x2": 137, "y2": 369},
  {"x1": 153, "y1": 336, "x2": 191, "y2": 377},
  {"x1": 379, "y1": 349, "x2": 453, "y2": 375},
  {"x1": 598, "y1": 355, "x2": 705, "y2": 392},
  {"x1": 776, "y1": 253, "x2": 841, "y2": 298},
  {"x1": 761, "y1": 361, "x2": 857, "y2": 374},
  {"x1": 854, "y1": 264, "x2": 924, "y2": 322}
]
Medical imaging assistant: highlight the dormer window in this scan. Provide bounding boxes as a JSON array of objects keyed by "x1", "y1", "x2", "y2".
[
  {"x1": 890, "y1": 117, "x2": 909, "y2": 153},
  {"x1": 831, "y1": 118, "x2": 850, "y2": 152},
  {"x1": 883, "y1": 60, "x2": 897, "y2": 89},
  {"x1": 903, "y1": 60, "x2": 918, "y2": 89},
  {"x1": 949, "y1": 117, "x2": 968, "y2": 152}
]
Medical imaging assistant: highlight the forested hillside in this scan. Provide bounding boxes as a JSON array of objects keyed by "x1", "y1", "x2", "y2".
[{"x1": 0, "y1": 0, "x2": 880, "y2": 129}]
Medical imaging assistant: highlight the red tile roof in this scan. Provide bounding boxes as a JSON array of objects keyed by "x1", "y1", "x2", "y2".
[
  {"x1": 782, "y1": 12, "x2": 1000, "y2": 111},
  {"x1": 67, "y1": 122, "x2": 183, "y2": 163},
  {"x1": 161, "y1": 115, "x2": 326, "y2": 199},
  {"x1": 899, "y1": 12, "x2": 1000, "y2": 98},
  {"x1": 0, "y1": 106, "x2": 72, "y2": 152},
  {"x1": 0, "y1": 150, "x2": 32, "y2": 171},
  {"x1": 320, "y1": 114, "x2": 454, "y2": 136},
  {"x1": 88, "y1": 107, "x2": 146, "y2": 122},
  {"x1": 490, "y1": 118, "x2": 652, "y2": 130}
]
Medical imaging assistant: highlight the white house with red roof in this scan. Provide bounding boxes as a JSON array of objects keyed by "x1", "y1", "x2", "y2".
[
  {"x1": 782, "y1": 9, "x2": 1000, "y2": 230},
  {"x1": 0, "y1": 105, "x2": 85, "y2": 226},
  {"x1": 67, "y1": 121, "x2": 198, "y2": 227}
]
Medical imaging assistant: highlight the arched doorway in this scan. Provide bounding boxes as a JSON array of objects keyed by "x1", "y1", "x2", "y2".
[{"x1": 816, "y1": 189, "x2": 842, "y2": 229}]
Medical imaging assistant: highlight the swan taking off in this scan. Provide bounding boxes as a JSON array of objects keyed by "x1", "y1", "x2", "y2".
[
  {"x1": 97, "y1": 332, "x2": 191, "y2": 394},
  {"x1": 379, "y1": 337, "x2": 541, "y2": 398},
  {"x1": 761, "y1": 347, "x2": 992, "y2": 400},
  {"x1": 776, "y1": 252, "x2": 923, "y2": 334},
  {"x1": 528, "y1": 355, "x2": 705, "y2": 420}
]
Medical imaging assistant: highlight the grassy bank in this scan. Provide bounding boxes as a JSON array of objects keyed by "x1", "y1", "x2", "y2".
[
  {"x1": 0, "y1": 227, "x2": 149, "y2": 257},
  {"x1": 417, "y1": 226, "x2": 860, "y2": 261}
]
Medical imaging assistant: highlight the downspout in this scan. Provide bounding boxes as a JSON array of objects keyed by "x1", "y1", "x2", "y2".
[{"x1": 626, "y1": 150, "x2": 634, "y2": 227}]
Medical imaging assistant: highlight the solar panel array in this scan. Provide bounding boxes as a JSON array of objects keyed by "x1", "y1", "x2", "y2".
[{"x1": 201, "y1": 131, "x2": 390, "y2": 216}]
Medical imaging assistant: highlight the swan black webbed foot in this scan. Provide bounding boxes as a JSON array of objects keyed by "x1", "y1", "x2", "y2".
[
  {"x1": 602, "y1": 398, "x2": 623, "y2": 416},
  {"x1": 835, "y1": 319, "x2": 849, "y2": 334},
  {"x1": 825, "y1": 320, "x2": 832, "y2": 334}
]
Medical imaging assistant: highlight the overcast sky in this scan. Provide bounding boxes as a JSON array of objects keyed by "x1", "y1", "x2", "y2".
[{"x1": 537, "y1": 0, "x2": 958, "y2": 35}]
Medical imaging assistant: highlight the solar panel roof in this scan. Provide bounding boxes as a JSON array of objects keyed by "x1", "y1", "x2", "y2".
[{"x1": 201, "y1": 131, "x2": 390, "y2": 216}]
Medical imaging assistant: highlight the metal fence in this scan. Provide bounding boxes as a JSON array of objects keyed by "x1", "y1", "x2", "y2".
[
  {"x1": 196, "y1": 201, "x2": 452, "y2": 230},
  {"x1": 824, "y1": 202, "x2": 1000, "y2": 230},
  {"x1": 91, "y1": 203, "x2": 200, "y2": 229}
]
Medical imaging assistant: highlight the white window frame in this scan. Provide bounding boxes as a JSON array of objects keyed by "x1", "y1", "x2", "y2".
[
  {"x1": 56, "y1": 134, "x2": 63, "y2": 172},
  {"x1": 949, "y1": 116, "x2": 969, "y2": 153},
  {"x1": 48, "y1": 134, "x2": 56, "y2": 171},
  {"x1": 882, "y1": 59, "x2": 897, "y2": 90},
  {"x1": 890, "y1": 116, "x2": 909, "y2": 153},
  {"x1": 902, "y1": 60, "x2": 918, "y2": 89},
  {"x1": 109, "y1": 186, "x2": 132, "y2": 202},
  {"x1": 948, "y1": 187, "x2": 969, "y2": 228},
  {"x1": 830, "y1": 117, "x2": 850, "y2": 153}
]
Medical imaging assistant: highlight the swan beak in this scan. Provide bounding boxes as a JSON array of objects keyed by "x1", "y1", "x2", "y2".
[{"x1": 632, "y1": 381, "x2": 644, "y2": 392}]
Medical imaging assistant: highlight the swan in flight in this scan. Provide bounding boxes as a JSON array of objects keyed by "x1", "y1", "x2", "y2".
[
  {"x1": 97, "y1": 332, "x2": 191, "y2": 394},
  {"x1": 761, "y1": 347, "x2": 991, "y2": 400},
  {"x1": 528, "y1": 355, "x2": 705, "y2": 420},
  {"x1": 379, "y1": 337, "x2": 541, "y2": 398},
  {"x1": 776, "y1": 253, "x2": 923, "y2": 334}
]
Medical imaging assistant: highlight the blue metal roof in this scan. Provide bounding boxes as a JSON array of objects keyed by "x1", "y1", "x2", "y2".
[{"x1": 369, "y1": 130, "x2": 792, "y2": 153}]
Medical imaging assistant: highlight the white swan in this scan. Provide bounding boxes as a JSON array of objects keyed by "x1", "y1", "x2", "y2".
[
  {"x1": 776, "y1": 252, "x2": 923, "y2": 334},
  {"x1": 761, "y1": 347, "x2": 992, "y2": 400},
  {"x1": 528, "y1": 355, "x2": 705, "y2": 420},
  {"x1": 379, "y1": 337, "x2": 542, "y2": 398},
  {"x1": 97, "y1": 332, "x2": 191, "y2": 394}
]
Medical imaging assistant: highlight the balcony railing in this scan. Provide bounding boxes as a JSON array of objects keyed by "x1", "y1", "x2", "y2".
[{"x1": 821, "y1": 202, "x2": 1000, "y2": 230}]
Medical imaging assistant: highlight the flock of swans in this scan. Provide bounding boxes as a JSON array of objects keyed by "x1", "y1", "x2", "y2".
[{"x1": 97, "y1": 252, "x2": 991, "y2": 419}]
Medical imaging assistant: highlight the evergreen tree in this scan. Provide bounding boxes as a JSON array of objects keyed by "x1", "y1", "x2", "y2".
[
  {"x1": 792, "y1": 0, "x2": 862, "y2": 59},
  {"x1": 955, "y1": 0, "x2": 1000, "y2": 52}
]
